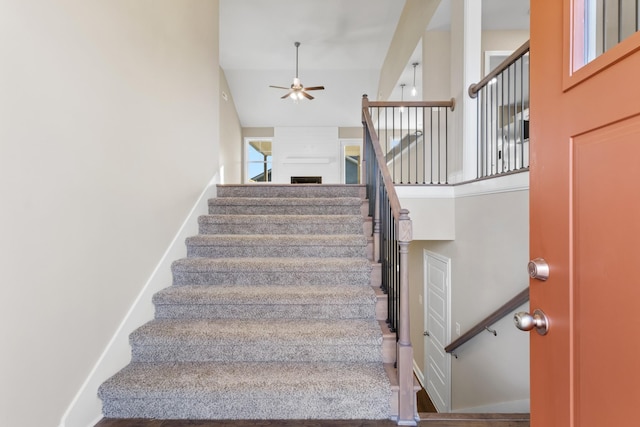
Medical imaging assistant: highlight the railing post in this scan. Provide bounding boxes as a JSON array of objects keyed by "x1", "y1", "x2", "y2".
[{"x1": 396, "y1": 209, "x2": 416, "y2": 425}]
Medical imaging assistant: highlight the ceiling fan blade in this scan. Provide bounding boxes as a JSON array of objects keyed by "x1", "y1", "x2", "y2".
[
  {"x1": 301, "y1": 91, "x2": 314, "y2": 100},
  {"x1": 304, "y1": 86, "x2": 325, "y2": 91},
  {"x1": 270, "y1": 85, "x2": 290, "y2": 90},
  {"x1": 281, "y1": 92, "x2": 293, "y2": 99}
]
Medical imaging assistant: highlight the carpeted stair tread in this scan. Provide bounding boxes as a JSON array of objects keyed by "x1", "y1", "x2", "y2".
[
  {"x1": 171, "y1": 257, "x2": 373, "y2": 286},
  {"x1": 131, "y1": 318, "x2": 383, "y2": 346},
  {"x1": 216, "y1": 184, "x2": 366, "y2": 199},
  {"x1": 129, "y1": 318, "x2": 384, "y2": 363},
  {"x1": 197, "y1": 214, "x2": 363, "y2": 232},
  {"x1": 209, "y1": 197, "x2": 362, "y2": 206},
  {"x1": 186, "y1": 234, "x2": 367, "y2": 258},
  {"x1": 186, "y1": 234, "x2": 367, "y2": 247},
  {"x1": 208, "y1": 196, "x2": 366, "y2": 216},
  {"x1": 153, "y1": 284, "x2": 377, "y2": 320},
  {"x1": 198, "y1": 214, "x2": 364, "y2": 235},
  {"x1": 172, "y1": 257, "x2": 371, "y2": 271},
  {"x1": 153, "y1": 283, "x2": 376, "y2": 306},
  {"x1": 99, "y1": 361, "x2": 390, "y2": 419}
]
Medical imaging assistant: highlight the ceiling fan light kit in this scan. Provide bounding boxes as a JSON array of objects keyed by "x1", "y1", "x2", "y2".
[{"x1": 270, "y1": 41, "x2": 324, "y2": 102}]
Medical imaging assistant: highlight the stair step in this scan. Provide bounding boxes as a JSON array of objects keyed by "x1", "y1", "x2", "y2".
[
  {"x1": 99, "y1": 361, "x2": 391, "y2": 420},
  {"x1": 153, "y1": 284, "x2": 377, "y2": 319},
  {"x1": 171, "y1": 257, "x2": 372, "y2": 286},
  {"x1": 216, "y1": 184, "x2": 366, "y2": 199},
  {"x1": 129, "y1": 318, "x2": 383, "y2": 363},
  {"x1": 198, "y1": 214, "x2": 364, "y2": 235},
  {"x1": 186, "y1": 234, "x2": 367, "y2": 258},
  {"x1": 209, "y1": 197, "x2": 363, "y2": 215}
]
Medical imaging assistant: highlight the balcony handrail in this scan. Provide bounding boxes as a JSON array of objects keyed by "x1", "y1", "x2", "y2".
[
  {"x1": 444, "y1": 287, "x2": 529, "y2": 354},
  {"x1": 365, "y1": 99, "x2": 456, "y2": 109},
  {"x1": 468, "y1": 40, "x2": 530, "y2": 98}
]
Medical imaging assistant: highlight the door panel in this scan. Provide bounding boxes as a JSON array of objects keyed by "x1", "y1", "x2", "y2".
[
  {"x1": 530, "y1": 1, "x2": 640, "y2": 425},
  {"x1": 424, "y1": 252, "x2": 450, "y2": 412},
  {"x1": 572, "y1": 118, "x2": 640, "y2": 426}
]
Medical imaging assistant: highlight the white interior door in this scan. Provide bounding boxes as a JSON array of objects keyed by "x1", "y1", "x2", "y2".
[{"x1": 424, "y1": 251, "x2": 451, "y2": 412}]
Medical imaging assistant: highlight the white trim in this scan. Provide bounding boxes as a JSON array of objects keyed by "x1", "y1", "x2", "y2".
[
  {"x1": 454, "y1": 171, "x2": 529, "y2": 198},
  {"x1": 413, "y1": 359, "x2": 425, "y2": 389},
  {"x1": 340, "y1": 139, "x2": 362, "y2": 184},
  {"x1": 395, "y1": 171, "x2": 528, "y2": 200},
  {"x1": 58, "y1": 173, "x2": 220, "y2": 427}
]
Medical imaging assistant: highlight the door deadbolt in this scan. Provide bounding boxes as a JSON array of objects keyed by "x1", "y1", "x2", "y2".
[
  {"x1": 528, "y1": 258, "x2": 549, "y2": 281},
  {"x1": 514, "y1": 309, "x2": 549, "y2": 335}
]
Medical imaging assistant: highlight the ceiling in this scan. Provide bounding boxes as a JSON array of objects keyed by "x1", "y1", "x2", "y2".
[{"x1": 219, "y1": 0, "x2": 529, "y2": 129}]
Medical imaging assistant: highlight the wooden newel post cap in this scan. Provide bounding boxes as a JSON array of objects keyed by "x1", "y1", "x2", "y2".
[{"x1": 398, "y1": 209, "x2": 412, "y2": 243}]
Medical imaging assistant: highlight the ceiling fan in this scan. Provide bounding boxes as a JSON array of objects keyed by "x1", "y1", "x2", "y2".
[{"x1": 270, "y1": 41, "x2": 324, "y2": 101}]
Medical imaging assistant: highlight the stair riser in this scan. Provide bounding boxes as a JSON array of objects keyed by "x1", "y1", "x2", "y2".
[
  {"x1": 155, "y1": 303, "x2": 376, "y2": 320},
  {"x1": 209, "y1": 205, "x2": 362, "y2": 215},
  {"x1": 217, "y1": 185, "x2": 366, "y2": 199},
  {"x1": 172, "y1": 270, "x2": 372, "y2": 286},
  {"x1": 131, "y1": 344, "x2": 383, "y2": 363},
  {"x1": 198, "y1": 222, "x2": 364, "y2": 235},
  {"x1": 102, "y1": 395, "x2": 390, "y2": 420},
  {"x1": 187, "y1": 245, "x2": 366, "y2": 258}
]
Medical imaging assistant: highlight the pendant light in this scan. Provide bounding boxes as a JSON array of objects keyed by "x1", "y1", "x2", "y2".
[
  {"x1": 400, "y1": 83, "x2": 406, "y2": 113},
  {"x1": 411, "y1": 62, "x2": 419, "y2": 97}
]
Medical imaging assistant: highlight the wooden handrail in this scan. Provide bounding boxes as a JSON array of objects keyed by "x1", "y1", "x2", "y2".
[
  {"x1": 444, "y1": 287, "x2": 529, "y2": 354},
  {"x1": 362, "y1": 96, "x2": 404, "y2": 221},
  {"x1": 468, "y1": 40, "x2": 530, "y2": 98},
  {"x1": 365, "y1": 98, "x2": 456, "y2": 110}
]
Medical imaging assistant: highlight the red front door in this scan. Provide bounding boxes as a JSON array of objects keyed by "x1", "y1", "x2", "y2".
[{"x1": 530, "y1": 1, "x2": 640, "y2": 426}]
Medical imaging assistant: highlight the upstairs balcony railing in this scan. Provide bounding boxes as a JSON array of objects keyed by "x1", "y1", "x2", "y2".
[
  {"x1": 366, "y1": 98, "x2": 455, "y2": 185},
  {"x1": 469, "y1": 40, "x2": 530, "y2": 179}
]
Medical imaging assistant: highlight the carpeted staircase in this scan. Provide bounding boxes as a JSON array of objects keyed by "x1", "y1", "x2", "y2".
[{"x1": 98, "y1": 184, "x2": 392, "y2": 420}]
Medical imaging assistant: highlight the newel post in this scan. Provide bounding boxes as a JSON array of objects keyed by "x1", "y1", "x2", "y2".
[{"x1": 397, "y1": 209, "x2": 416, "y2": 425}]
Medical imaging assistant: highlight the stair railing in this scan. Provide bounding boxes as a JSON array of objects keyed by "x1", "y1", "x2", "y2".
[
  {"x1": 362, "y1": 95, "x2": 452, "y2": 425},
  {"x1": 444, "y1": 287, "x2": 529, "y2": 356},
  {"x1": 469, "y1": 40, "x2": 530, "y2": 179}
]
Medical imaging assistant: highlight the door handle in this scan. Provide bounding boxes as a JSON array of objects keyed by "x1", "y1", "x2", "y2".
[
  {"x1": 423, "y1": 331, "x2": 430, "y2": 337},
  {"x1": 514, "y1": 309, "x2": 549, "y2": 335}
]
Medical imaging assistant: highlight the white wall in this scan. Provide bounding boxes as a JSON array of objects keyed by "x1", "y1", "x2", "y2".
[
  {"x1": 408, "y1": 181, "x2": 530, "y2": 412},
  {"x1": 0, "y1": 2, "x2": 220, "y2": 427},
  {"x1": 273, "y1": 127, "x2": 341, "y2": 184}
]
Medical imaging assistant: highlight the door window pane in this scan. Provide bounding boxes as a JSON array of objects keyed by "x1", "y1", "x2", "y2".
[{"x1": 584, "y1": 0, "x2": 639, "y2": 64}]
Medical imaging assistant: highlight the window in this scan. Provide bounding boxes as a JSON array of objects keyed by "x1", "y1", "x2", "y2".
[
  {"x1": 584, "y1": 0, "x2": 640, "y2": 64},
  {"x1": 245, "y1": 139, "x2": 272, "y2": 183}
]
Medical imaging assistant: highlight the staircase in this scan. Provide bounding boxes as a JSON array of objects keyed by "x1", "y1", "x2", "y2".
[{"x1": 98, "y1": 184, "x2": 393, "y2": 421}]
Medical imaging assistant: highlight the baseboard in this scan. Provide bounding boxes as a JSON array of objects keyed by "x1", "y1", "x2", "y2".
[
  {"x1": 58, "y1": 174, "x2": 220, "y2": 427},
  {"x1": 413, "y1": 359, "x2": 425, "y2": 389}
]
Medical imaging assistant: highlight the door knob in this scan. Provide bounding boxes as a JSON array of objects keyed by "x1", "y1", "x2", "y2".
[
  {"x1": 514, "y1": 309, "x2": 549, "y2": 335},
  {"x1": 528, "y1": 258, "x2": 549, "y2": 281}
]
